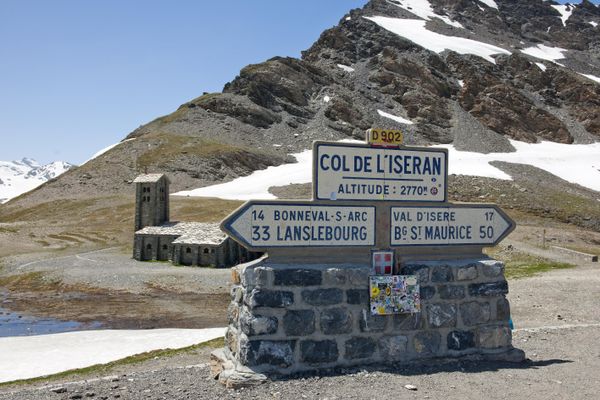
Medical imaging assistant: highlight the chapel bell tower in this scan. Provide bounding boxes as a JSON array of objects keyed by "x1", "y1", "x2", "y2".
[{"x1": 133, "y1": 174, "x2": 170, "y2": 231}]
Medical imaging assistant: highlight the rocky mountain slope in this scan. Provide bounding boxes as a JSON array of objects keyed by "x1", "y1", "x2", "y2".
[
  {"x1": 0, "y1": 158, "x2": 73, "y2": 204},
  {"x1": 2, "y1": 0, "x2": 599, "y2": 214}
]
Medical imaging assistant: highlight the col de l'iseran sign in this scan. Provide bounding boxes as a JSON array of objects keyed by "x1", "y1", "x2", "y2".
[
  {"x1": 313, "y1": 141, "x2": 447, "y2": 202},
  {"x1": 221, "y1": 139, "x2": 514, "y2": 251}
]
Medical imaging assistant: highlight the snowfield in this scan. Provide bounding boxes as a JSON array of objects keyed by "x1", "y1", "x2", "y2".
[
  {"x1": 173, "y1": 140, "x2": 600, "y2": 201},
  {"x1": 0, "y1": 328, "x2": 225, "y2": 383},
  {"x1": 364, "y1": 16, "x2": 511, "y2": 63},
  {"x1": 0, "y1": 158, "x2": 73, "y2": 204}
]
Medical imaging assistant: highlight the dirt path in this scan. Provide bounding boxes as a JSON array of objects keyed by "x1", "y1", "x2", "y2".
[{"x1": 0, "y1": 248, "x2": 233, "y2": 329}]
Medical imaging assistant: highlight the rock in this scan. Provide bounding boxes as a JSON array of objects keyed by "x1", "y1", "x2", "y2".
[
  {"x1": 404, "y1": 384, "x2": 418, "y2": 391},
  {"x1": 481, "y1": 260, "x2": 505, "y2": 278},
  {"x1": 273, "y1": 269, "x2": 322, "y2": 286},
  {"x1": 413, "y1": 331, "x2": 441, "y2": 355},
  {"x1": 468, "y1": 281, "x2": 509, "y2": 297},
  {"x1": 50, "y1": 387, "x2": 67, "y2": 394},
  {"x1": 346, "y1": 288, "x2": 369, "y2": 305},
  {"x1": 478, "y1": 326, "x2": 512, "y2": 349},
  {"x1": 239, "y1": 339, "x2": 296, "y2": 368},
  {"x1": 460, "y1": 301, "x2": 491, "y2": 326},
  {"x1": 431, "y1": 266, "x2": 454, "y2": 282},
  {"x1": 418, "y1": 285, "x2": 435, "y2": 300},
  {"x1": 496, "y1": 298, "x2": 511, "y2": 322},
  {"x1": 346, "y1": 267, "x2": 370, "y2": 286},
  {"x1": 400, "y1": 264, "x2": 430, "y2": 283},
  {"x1": 247, "y1": 289, "x2": 294, "y2": 308},
  {"x1": 378, "y1": 335, "x2": 408, "y2": 361},
  {"x1": 302, "y1": 288, "x2": 343, "y2": 306},
  {"x1": 394, "y1": 313, "x2": 424, "y2": 331},
  {"x1": 218, "y1": 369, "x2": 268, "y2": 389},
  {"x1": 320, "y1": 307, "x2": 353, "y2": 334},
  {"x1": 300, "y1": 340, "x2": 339, "y2": 364},
  {"x1": 456, "y1": 264, "x2": 478, "y2": 281},
  {"x1": 323, "y1": 268, "x2": 347, "y2": 285},
  {"x1": 359, "y1": 311, "x2": 388, "y2": 332},
  {"x1": 427, "y1": 303, "x2": 457, "y2": 328},
  {"x1": 283, "y1": 310, "x2": 315, "y2": 336},
  {"x1": 239, "y1": 309, "x2": 278, "y2": 336},
  {"x1": 438, "y1": 284, "x2": 466, "y2": 300},
  {"x1": 345, "y1": 336, "x2": 377, "y2": 360},
  {"x1": 447, "y1": 330, "x2": 476, "y2": 351}
]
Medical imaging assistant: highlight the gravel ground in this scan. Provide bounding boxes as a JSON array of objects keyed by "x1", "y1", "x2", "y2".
[
  {"x1": 0, "y1": 326, "x2": 598, "y2": 400},
  {"x1": 0, "y1": 249, "x2": 233, "y2": 329},
  {"x1": 1, "y1": 244, "x2": 599, "y2": 399},
  {"x1": 2, "y1": 248, "x2": 232, "y2": 294}
]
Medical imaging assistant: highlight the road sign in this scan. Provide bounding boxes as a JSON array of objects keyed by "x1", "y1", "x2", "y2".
[
  {"x1": 221, "y1": 201, "x2": 376, "y2": 250},
  {"x1": 313, "y1": 141, "x2": 447, "y2": 202},
  {"x1": 366, "y1": 128, "x2": 404, "y2": 147},
  {"x1": 390, "y1": 205, "x2": 515, "y2": 247}
]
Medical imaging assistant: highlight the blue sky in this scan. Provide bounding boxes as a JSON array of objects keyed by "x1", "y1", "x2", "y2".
[
  {"x1": 0, "y1": 1, "x2": 367, "y2": 164},
  {"x1": 0, "y1": 0, "x2": 596, "y2": 164}
]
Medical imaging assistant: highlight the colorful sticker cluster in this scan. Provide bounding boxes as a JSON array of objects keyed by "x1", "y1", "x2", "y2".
[{"x1": 369, "y1": 275, "x2": 420, "y2": 315}]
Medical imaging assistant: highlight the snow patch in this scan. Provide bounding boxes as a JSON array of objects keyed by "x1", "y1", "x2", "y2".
[
  {"x1": 365, "y1": 17, "x2": 510, "y2": 64},
  {"x1": 173, "y1": 140, "x2": 361, "y2": 201},
  {"x1": 377, "y1": 109, "x2": 414, "y2": 125},
  {"x1": 580, "y1": 73, "x2": 600, "y2": 84},
  {"x1": 0, "y1": 328, "x2": 225, "y2": 383},
  {"x1": 521, "y1": 44, "x2": 567, "y2": 62},
  {"x1": 590, "y1": 21, "x2": 598, "y2": 27},
  {"x1": 433, "y1": 140, "x2": 600, "y2": 192},
  {"x1": 458, "y1": 79, "x2": 465, "y2": 87},
  {"x1": 323, "y1": 95, "x2": 331, "y2": 103},
  {"x1": 551, "y1": 4, "x2": 573, "y2": 27},
  {"x1": 337, "y1": 64, "x2": 355, "y2": 72},
  {"x1": 84, "y1": 138, "x2": 135, "y2": 164},
  {"x1": 476, "y1": 0, "x2": 498, "y2": 10},
  {"x1": 389, "y1": 0, "x2": 464, "y2": 28},
  {"x1": 535, "y1": 62, "x2": 547, "y2": 71},
  {"x1": 174, "y1": 138, "x2": 600, "y2": 201}
]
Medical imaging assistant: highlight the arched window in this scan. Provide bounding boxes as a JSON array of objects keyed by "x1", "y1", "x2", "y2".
[
  {"x1": 203, "y1": 248, "x2": 209, "y2": 254},
  {"x1": 146, "y1": 243, "x2": 152, "y2": 250},
  {"x1": 210, "y1": 248, "x2": 215, "y2": 254},
  {"x1": 186, "y1": 247, "x2": 192, "y2": 254},
  {"x1": 162, "y1": 245, "x2": 168, "y2": 250}
]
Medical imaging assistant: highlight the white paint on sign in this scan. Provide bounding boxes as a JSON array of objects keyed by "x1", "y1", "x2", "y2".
[
  {"x1": 222, "y1": 202, "x2": 376, "y2": 249},
  {"x1": 314, "y1": 142, "x2": 447, "y2": 202},
  {"x1": 390, "y1": 206, "x2": 513, "y2": 246}
]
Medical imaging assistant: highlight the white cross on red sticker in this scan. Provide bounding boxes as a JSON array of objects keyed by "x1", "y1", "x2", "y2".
[{"x1": 372, "y1": 251, "x2": 394, "y2": 275}]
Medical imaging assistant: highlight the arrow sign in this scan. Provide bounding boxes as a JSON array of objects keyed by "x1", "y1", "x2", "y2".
[
  {"x1": 390, "y1": 205, "x2": 515, "y2": 247},
  {"x1": 221, "y1": 201, "x2": 376, "y2": 250}
]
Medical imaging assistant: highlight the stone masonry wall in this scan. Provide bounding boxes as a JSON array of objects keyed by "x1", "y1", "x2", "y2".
[{"x1": 221, "y1": 257, "x2": 523, "y2": 376}]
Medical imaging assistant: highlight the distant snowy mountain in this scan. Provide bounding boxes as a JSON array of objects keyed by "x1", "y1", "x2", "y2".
[{"x1": 0, "y1": 158, "x2": 74, "y2": 203}]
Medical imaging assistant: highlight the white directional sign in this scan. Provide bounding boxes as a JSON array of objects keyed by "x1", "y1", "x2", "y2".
[
  {"x1": 390, "y1": 205, "x2": 514, "y2": 247},
  {"x1": 221, "y1": 201, "x2": 376, "y2": 250},
  {"x1": 314, "y1": 142, "x2": 447, "y2": 202}
]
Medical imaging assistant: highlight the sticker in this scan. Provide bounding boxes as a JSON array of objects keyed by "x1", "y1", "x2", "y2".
[
  {"x1": 372, "y1": 250, "x2": 394, "y2": 275},
  {"x1": 369, "y1": 275, "x2": 420, "y2": 315}
]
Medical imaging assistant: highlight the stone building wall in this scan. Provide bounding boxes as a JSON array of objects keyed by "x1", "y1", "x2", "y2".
[
  {"x1": 134, "y1": 178, "x2": 169, "y2": 232},
  {"x1": 219, "y1": 257, "x2": 523, "y2": 379}
]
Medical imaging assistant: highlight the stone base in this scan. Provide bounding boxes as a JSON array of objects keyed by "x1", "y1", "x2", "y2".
[
  {"x1": 222, "y1": 257, "x2": 525, "y2": 377},
  {"x1": 211, "y1": 348, "x2": 267, "y2": 389}
]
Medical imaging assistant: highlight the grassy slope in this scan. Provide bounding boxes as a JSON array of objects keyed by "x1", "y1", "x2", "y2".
[{"x1": 0, "y1": 195, "x2": 242, "y2": 259}]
